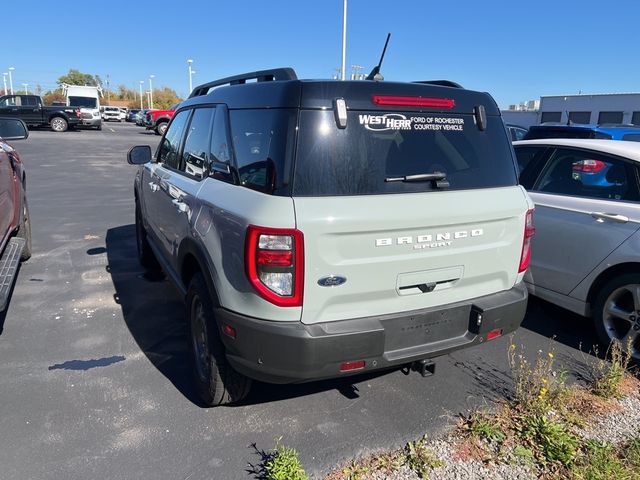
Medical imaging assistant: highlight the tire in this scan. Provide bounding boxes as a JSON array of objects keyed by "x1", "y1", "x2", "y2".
[
  {"x1": 186, "y1": 272, "x2": 251, "y2": 406},
  {"x1": 155, "y1": 122, "x2": 168, "y2": 136},
  {"x1": 592, "y1": 273, "x2": 640, "y2": 360},
  {"x1": 17, "y1": 191, "x2": 32, "y2": 261},
  {"x1": 135, "y1": 201, "x2": 159, "y2": 270},
  {"x1": 50, "y1": 117, "x2": 68, "y2": 132}
]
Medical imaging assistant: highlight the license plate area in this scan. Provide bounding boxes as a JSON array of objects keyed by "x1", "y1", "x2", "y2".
[{"x1": 381, "y1": 305, "x2": 470, "y2": 351}]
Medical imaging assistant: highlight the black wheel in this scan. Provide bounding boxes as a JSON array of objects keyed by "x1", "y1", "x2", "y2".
[
  {"x1": 156, "y1": 122, "x2": 168, "y2": 136},
  {"x1": 17, "y1": 192, "x2": 31, "y2": 261},
  {"x1": 593, "y1": 273, "x2": 640, "y2": 360},
  {"x1": 135, "y1": 201, "x2": 159, "y2": 270},
  {"x1": 186, "y1": 272, "x2": 251, "y2": 406},
  {"x1": 50, "y1": 117, "x2": 68, "y2": 132}
]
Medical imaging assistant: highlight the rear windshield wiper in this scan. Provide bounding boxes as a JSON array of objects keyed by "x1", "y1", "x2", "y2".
[{"x1": 385, "y1": 172, "x2": 450, "y2": 188}]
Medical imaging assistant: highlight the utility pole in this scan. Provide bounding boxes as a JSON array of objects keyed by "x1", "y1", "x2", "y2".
[
  {"x1": 351, "y1": 64, "x2": 363, "y2": 80},
  {"x1": 8, "y1": 67, "x2": 14, "y2": 95},
  {"x1": 22, "y1": 83, "x2": 29, "y2": 94},
  {"x1": 341, "y1": 0, "x2": 347, "y2": 80},
  {"x1": 139, "y1": 81, "x2": 144, "y2": 110},
  {"x1": 106, "y1": 74, "x2": 110, "y2": 103},
  {"x1": 187, "y1": 59, "x2": 194, "y2": 94},
  {"x1": 2, "y1": 73, "x2": 7, "y2": 95},
  {"x1": 149, "y1": 75, "x2": 155, "y2": 109}
]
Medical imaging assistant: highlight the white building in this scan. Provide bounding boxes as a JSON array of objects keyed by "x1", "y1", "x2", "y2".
[{"x1": 502, "y1": 93, "x2": 640, "y2": 128}]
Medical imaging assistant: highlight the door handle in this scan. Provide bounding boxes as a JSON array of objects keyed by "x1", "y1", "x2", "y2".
[
  {"x1": 148, "y1": 182, "x2": 159, "y2": 192},
  {"x1": 590, "y1": 212, "x2": 629, "y2": 223},
  {"x1": 172, "y1": 198, "x2": 190, "y2": 214}
]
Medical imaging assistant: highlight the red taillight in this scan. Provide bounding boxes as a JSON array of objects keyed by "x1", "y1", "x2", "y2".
[
  {"x1": 340, "y1": 360, "x2": 365, "y2": 372},
  {"x1": 372, "y1": 95, "x2": 455, "y2": 109},
  {"x1": 518, "y1": 209, "x2": 535, "y2": 273},
  {"x1": 222, "y1": 324, "x2": 236, "y2": 339},
  {"x1": 245, "y1": 225, "x2": 304, "y2": 307},
  {"x1": 572, "y1": 159, "x2": 606, "y2": 173},
  {"x1": 486, "y1": 328, "x2": 503, "y2": 341}
]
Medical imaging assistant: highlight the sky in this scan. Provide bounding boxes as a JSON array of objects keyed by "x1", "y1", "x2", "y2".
[{"x1": 2, "y1": 0, "x2": 639, "y2": 108}]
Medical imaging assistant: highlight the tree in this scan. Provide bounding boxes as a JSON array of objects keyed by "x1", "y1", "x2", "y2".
[
  {"x1": 42, "y1": 90, "x2": 66, "y2": 105},
  {"x1": 57, "y1": 69, "x2": 100, "y2": 87},
  {"x1": 152, "y1": 87, "x2": 182, "y2": 109}
]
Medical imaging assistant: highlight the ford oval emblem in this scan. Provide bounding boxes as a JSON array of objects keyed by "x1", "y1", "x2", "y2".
[{"x1": 317, "y1": 275, "x2": 347, "y2": 287}]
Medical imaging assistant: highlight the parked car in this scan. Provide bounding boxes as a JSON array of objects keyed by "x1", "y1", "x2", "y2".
[
  {"x1": 103, "y1": 106, "x2": 123, "y2": 122},
  {"x1": 66, "y1": 85, "x2": 102, "y2": 130},
  {"x1": 506, "y1": 124, "x2": 528, "y2": 141},
  {"x1": 127, "y1": 109, "x2": 141, "y2": 122},
  {"x1": 524, "y1": 124, "x2": 640, "y2": 142},
  {"x1": 0, "y1": 94, "x2": 82, "y2": 132},
  {"x1": 128, "y1": 67, "x2": 533, "y2": 406},
  {"x1": 515, "y1": 138, "x2": 640, "y2": 359},
  {"x1": 135, "y1": 109, "x2": 149, "y2": 126},
  {"x1": 0, "y1": 118, "x2": 31, "y2": 313},
  {"x1": 145, "y1": 104, "x2": 177, "y2": 135}
]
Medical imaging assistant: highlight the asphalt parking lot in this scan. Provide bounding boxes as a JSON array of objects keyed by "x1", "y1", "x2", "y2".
[{"x1": 0, "y1": 122, "x2": 602, "y2": 480}]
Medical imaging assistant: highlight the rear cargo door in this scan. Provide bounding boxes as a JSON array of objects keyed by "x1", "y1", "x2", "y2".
[{"x1": 292, "y1": 109, "x2": 529, "y2": 324}]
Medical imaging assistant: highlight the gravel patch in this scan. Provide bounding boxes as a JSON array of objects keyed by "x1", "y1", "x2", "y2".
[{"x1": 579, "y1": 394, "x2": 640, "y2": 444}]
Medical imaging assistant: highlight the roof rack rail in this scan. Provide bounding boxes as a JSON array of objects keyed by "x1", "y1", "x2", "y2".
[
  {"x1": 413, "y1": 80, "x2": 463, "y2": 89},
  {"x1": 189, "y1": 68, "x2": 298, "y2": 98}
]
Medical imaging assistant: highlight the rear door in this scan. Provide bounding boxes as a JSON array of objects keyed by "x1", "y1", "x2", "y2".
[
  {"x1": 292, "y1": 109, "x2": 529, "y2": 324},
  {"x1": 18, "y1": 96, "x2": 42, "y2": 124},
  {"x1": 524, "y1": 147, "x2": 640, "y2": 294}
]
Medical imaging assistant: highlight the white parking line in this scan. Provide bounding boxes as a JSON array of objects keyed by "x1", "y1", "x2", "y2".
[{"x1": 109, "y1": 128, "x2": 115, "y2": 133}]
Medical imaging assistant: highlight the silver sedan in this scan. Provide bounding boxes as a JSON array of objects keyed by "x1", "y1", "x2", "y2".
[{"x1": 514, "y1": 138, "x2": 640, "y2": 359}]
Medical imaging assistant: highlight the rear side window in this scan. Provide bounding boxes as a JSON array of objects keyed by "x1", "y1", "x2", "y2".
[
  {"x1": 229, "y1": 109, "x2": 296, "y2": 194},
  {"x1": 622, "y1": 134, "x2": 640, "y2": 142},
  {"x1": 525, "y1": 128, "x2": 597, "y2": 140},
  {"x1": 293, "y1": 111, "x2": 517, "y2": 196},
  {"x1": 534, "y1": 148, "x2": 639, "y2": 201}
]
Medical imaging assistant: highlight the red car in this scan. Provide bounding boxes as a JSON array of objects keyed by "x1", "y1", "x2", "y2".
[
  {"x1": 0, "y1": 118, "x2": 31, "y2": 313},
  {"x1": 145, "y1": 104, "x2": 178, "y2": 136}
]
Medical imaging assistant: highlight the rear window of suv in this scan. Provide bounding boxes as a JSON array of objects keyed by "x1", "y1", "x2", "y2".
[{"x1": 292, "y1": 111, "x2": 517, "y2": 196}]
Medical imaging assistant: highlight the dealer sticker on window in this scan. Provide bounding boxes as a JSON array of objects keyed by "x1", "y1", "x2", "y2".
[{"x1": 359, "y1": 113, "x2": 465, "y2": 132}]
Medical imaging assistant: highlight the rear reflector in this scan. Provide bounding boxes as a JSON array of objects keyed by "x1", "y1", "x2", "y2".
[
  {"x1": 486, "y1": 329, "x2": 503, "y2": 341},
  {"x1": 518, "y1": 209, "x2": 536, "y2": 273},
  {"x1": 222, "y1": 324, "x2": 236, "y2": 339},
  {"x1": 372, "y1": 95, "x2": 455, "y2": 109},
  {"x1": 340, "y1": 360, "x2": 365, "y2": 372}
]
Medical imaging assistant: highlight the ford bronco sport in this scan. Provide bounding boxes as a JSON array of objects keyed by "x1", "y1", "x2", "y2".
[{"x1": 127, "y1": 68, "x2": 534, "y2": 406}]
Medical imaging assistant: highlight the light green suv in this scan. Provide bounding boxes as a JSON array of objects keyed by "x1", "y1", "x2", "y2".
[{"x1": 128, "y1": 68, "x2": 534, "y2": 406}]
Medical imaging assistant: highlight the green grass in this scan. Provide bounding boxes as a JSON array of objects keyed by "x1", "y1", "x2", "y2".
[{"x1": 264, "y1": 439, "x2": 308, "y2": 480}]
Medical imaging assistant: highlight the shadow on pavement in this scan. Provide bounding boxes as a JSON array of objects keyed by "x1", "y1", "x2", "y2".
[{"x1": 105, "y1": 224, "x2": 385, "y2": 407}]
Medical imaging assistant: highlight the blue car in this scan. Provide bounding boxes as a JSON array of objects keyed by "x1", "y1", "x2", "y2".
[
  {"x1": 126, "y1": 109, "x2": 141, "y2": 122},
  {"x1": 523, "y1": 124, "x2": 640, "y2": 187}
]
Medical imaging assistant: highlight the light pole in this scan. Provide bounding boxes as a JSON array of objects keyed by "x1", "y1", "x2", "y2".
[
  {"x1": 139, "y1": 81, "x2": 144, "y2": 110},
  {"x1": 22, "y1": 83, "x2": 28, "y2": 94},
  {"x1": 8, "y1": 67, "x2": 14, "y2": 95},
  {"x1": 187, "y1": 59, "x2": 194, "y2": 94},
  {"x1": 146, "y1": 91, "x2": 151, "y2": 109},
  {"x1": 341, "y1": 0, "x2": 347, "y2": 80},
  {"x1": 2, "y1": 73, "x2": 7, "y2": 95},
  {"x1": 149, "y1": 75, "x2": 155, "y2": 109}
]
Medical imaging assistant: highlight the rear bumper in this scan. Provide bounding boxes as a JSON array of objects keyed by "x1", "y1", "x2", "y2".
[{"x1": 217, "y1": 283, "x2": 528, "y2": 384}]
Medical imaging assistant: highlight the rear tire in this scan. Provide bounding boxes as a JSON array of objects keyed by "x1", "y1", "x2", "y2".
[
  {"x1": 135, "y1": 201, "x2": 159, "y2": 270},
  {"x1": 17, "y1": 192, "x2": 32, "y2": 261},
  {"x1": 186, "y1": 273, "x2": 251, "y2": 406},
  {"x1": 50, "y1": 117, "x2": 68, "y2": 132},
  {"x1": 592, "y1": 273, "x2": 640, "y2": 360}
]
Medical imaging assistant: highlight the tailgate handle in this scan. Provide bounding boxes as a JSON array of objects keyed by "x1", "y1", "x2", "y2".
[{"x1": 399, "y1": 279, "x2": 457, "y2": 294}]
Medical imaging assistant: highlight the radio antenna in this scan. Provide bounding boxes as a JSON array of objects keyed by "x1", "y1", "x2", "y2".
[{"x1": 366, "y1": 33, "x2": 391, "y2": 81}]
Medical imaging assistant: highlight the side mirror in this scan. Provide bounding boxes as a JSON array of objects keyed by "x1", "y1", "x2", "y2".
[
  {"x1": 127, "y1": 145, "x2": 152, "y2": 165},
  {"x1": 0, "y1": 118, "x2": 29, "y2": 141}
]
